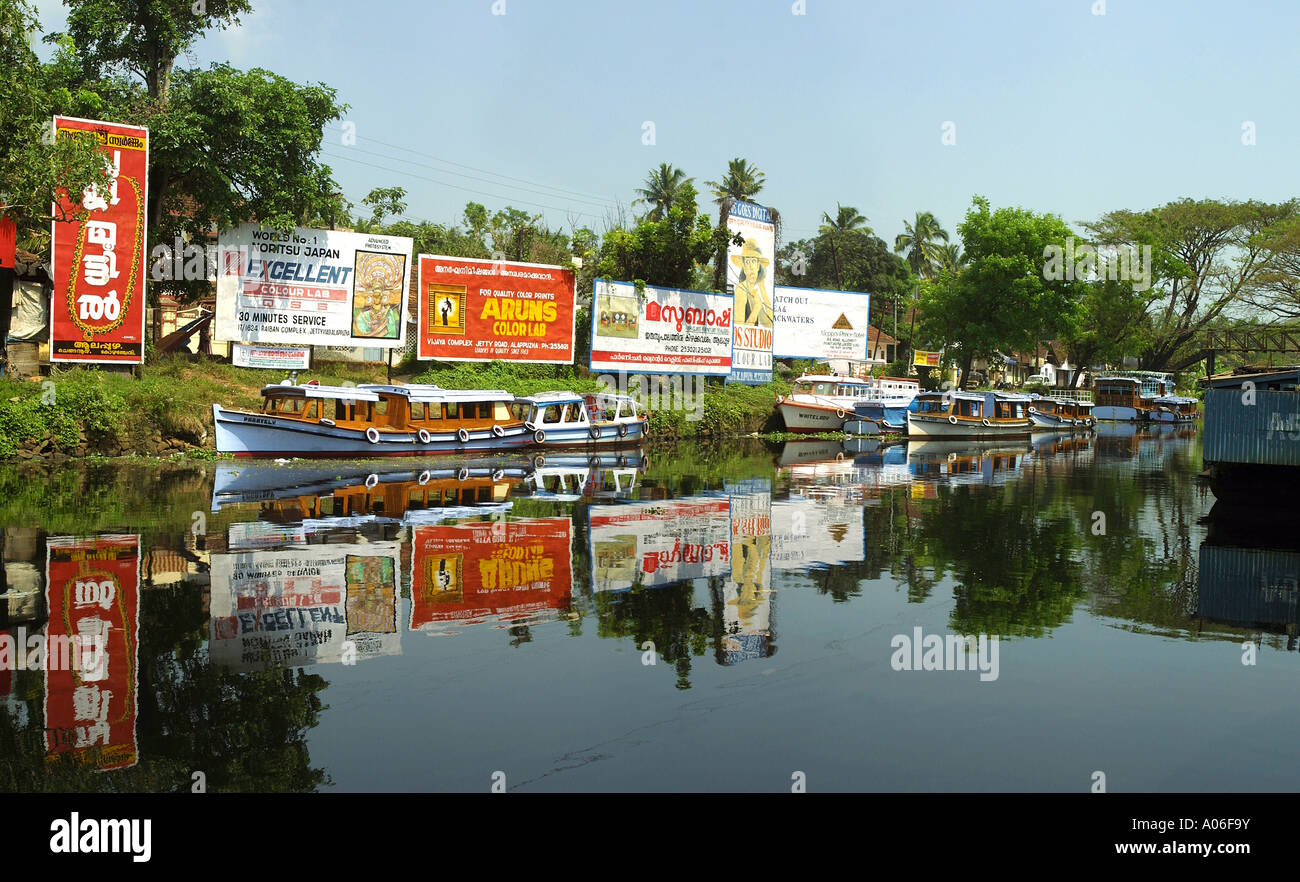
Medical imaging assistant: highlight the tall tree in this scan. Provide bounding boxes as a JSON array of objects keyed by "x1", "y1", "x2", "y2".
[
  {"x1": 706, "y1": 157, "x2": 765, "y2": 291},
  {"x1": 819, "y1": 203, "x2": 871, "y2": 291},
  {"x1": 1087, "y1": 198, "x2": 1299, "y2": 369},
  {"x1": 597, "y1": 182, "x2": 724, "y2": 290},
  {"x1": 634, "y1": 163, "x2": 693, "y2": 222},
  {"x1": 61, "y1": 0, "x2": 252, "y2": 103},
  {"x1": 919, "y1": 196, "x2": 1083, "y2": 387}
]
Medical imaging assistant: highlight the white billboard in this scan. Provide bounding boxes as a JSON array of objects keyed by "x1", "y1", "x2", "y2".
[
  {"x1": 216, "y1": 223, "x2": 413, "y2": 348},
  {"x1": 589, "y1": 279, "x2": 733, "y2": 375},
  {"x1": 773, "y1": 286, "x2": 870, "y2": 360}
]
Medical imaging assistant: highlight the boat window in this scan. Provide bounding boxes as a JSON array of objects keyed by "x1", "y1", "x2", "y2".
[
  {"x1": 445, "y1": 402, "x2": 459, "y2": 419},
  {"x1": 411, "y1": 402, "x2": 426, "y2": 420},
  {"x1": 561, "y1": 404, "x2": 573, "y2": 423},
  {"x1": 543, "y1": 406, "x2": 562, "y2": 424},
  {"x1": 302, "y1": 400, "x2": 318, "y2": 420},
  {"x1": 916, "y1": 398, "x2": 947, "y2": 414},
  {"x1": 494, "y1": 401, "x2": 512, "y2": 421},
  {"x1": 373, "y1": 398, "x2": 388, "y2": 416},
  {"x1": 477, "y1": 401, "x2": 493, "y2": 419},
  {"x1": 477, "y1": 487, "x2": 491, "y2": 503},
  {"x1": 813, "y1": 382, "x2": 835, "y2": 394}
]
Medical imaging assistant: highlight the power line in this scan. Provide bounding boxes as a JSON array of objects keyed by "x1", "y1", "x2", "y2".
[
  {"x1": 329, "y1": 141, "x2": 620, "y2": 211},
  {"x1": 320, "y1": 148, "x2": 610, "y2": 223},
  {"x1": 323, "y1": 122, "x2": 617, "y2": 204}
]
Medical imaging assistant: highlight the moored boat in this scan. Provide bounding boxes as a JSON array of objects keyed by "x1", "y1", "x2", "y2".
[
  {"x1": 1028, "y1": 395, "x2": 1097, "y2": 430},
  {"x1": 906, "y1": 390, "x2": 1033, "y2": 439},
  {"x1": 515, "y1": 391, "x2": 649, "y2": 446},
  {"x1": 213, "y1": 381, "x2": 531, "y2": 456},
  {"x1": 778, "y1": 373, "x2": 918, "y2": 433},
  {"x1": 1092, "y1": 372, "x2": 1176, "y2": 421},
  {"x1": 1149, "y1": 394, "x2": 1199, "y2": 423}
]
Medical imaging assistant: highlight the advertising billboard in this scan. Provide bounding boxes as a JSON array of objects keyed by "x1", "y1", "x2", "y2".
[
  {"x1": 50, "y1": 117, "x2": 148, "y2": 363},
  {"x1": 589, "y1": 279, "x2": 733, "y2": 375},
  {"x1": 216, "y1": 223, "x2": 413, "y2": 349},
  {"x1": 725, "y1": 200, "x2": 775, "y2": 384},
  {"x1": 772, "y1": 286, "x2": 870, "y2": 360},
  {"x1": 416, "y1": 255, "x2": 575, "y2": 363}
]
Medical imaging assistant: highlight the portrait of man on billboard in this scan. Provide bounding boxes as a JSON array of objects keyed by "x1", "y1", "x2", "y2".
[{"x1": 731, "y1": 238, "x2": 772, "y2": 328}]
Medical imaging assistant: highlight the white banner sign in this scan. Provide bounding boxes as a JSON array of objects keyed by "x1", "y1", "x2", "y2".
[
  {"x1": 589, "y1": 279, "x2": 733, "y2": 375},
  {"x1": 210, "y1": 542, "x2": 401, "y2": 669},
  {"x1": 231, "y1": 342, "x2": 313, "y2": 370},
  {"x1": 216, "y1": 223, "x2": 413, "y2": 348},
  {"x1": 772, "y1": 286, "x2": 870, "y2": 360}
]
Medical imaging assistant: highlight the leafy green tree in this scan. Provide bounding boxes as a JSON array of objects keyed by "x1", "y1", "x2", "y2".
[
  {"x1": 61, "y1": 0, "x2": 252, "y2": 101},
  {"x1": 921, "y1": 196, "x2": 1083, "y2": 385},
  {"x1": 1087, "y1": 198, "x2": 1298, "y2": 369},
  {"x1": 634, "y1": 163, "x2": 693, "y2": 222},
  {"x1": 0, "y1": 0, "x2": 112, "y2": 241},
  {"x1": 45, "y1": 0, "x2": 348, "y2": 307},
  {"x1": 596, "y1": 182, "x2": 723, "y2": 290}
]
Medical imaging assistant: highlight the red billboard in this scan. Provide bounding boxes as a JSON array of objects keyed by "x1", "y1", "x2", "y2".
[
  {"x1": 50, "y1": 116, "x2": 148, "y2": 363},
  {"x1": 44, "y1": 535, "x2": 140, "y2": 771},
  {"x1": 410, "y1": 518, "x2": 572, "y2": 628},
  {"x1": 416, "y1": 255, "x2": 575, "y2": 363}
]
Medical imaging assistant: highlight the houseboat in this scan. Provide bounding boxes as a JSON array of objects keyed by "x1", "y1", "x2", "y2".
[
  {"x1": 514, "y1": 392, "x2": 649, "y2": 446},
  {"x1": 778, "y1": 373, "x2": 918, "y2": 433},
  {"x1": 1149, "y1": 394, "x2": 1199, "y2": 423},
  {"x1": 906, "y1": 391, "x2": 1034, "y2": 439},
  {"x1": 213, "y1": 381, "x2": 532, "y2": 456},
  {"x1": 1092, "y1": 372, "x2": 1176, "y2": 421},
  {"x1": 1027, "y1": 396, "x2": 1097, "y2": 429}
]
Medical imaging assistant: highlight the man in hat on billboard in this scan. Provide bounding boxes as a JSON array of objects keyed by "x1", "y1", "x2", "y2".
[{"x1": 730, "y1": 238, "x2": 773, "y2": 329}]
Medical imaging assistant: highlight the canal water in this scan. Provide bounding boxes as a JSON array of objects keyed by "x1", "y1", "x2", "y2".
[{"x1": 2, "y1": 425, "x2": 1296, "y2": 792}]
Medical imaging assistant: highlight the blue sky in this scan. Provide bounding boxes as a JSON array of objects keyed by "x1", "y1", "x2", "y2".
[{"x1": 32, "y1": 0, "x2": 1300, "y2": 246}]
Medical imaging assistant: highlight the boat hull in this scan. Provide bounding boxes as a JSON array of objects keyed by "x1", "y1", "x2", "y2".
[
  {"x1": 907, "y1": 413, "x2": 1033, "y2": 440},
  {"x1": 779, "y1": 399, "x2": 851, "y2": 432},
  {"x1": 213, "y1": 405, "x2": 533, "y2": 457},
  {"x1": 529, "y1": 420, "x2": 649, "y2": 447},
  {"x1": 1093, "y1": 405, "x2": 1144, "y2": 422}
]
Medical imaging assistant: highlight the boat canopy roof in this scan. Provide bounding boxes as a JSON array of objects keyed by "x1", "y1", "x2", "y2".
[
  {"x1": 359, "y1": 384, "x2": 513, "y2": 403},
  {"x1": 1153, "y1": 395, "x2": 1198, "y2": 404},
  {"x1": 518, "y1": 390, "x2": 587, "y2": 405},
  {"x1": 261, "y1": 384, "x2": 380, "y2": 402},
  {"x1": 794, "y1": 373, "x2": 871, "y2": 385}
]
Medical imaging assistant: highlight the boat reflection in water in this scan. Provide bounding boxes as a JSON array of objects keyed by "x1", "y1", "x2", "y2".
[{"x1": 1197, "y1": 503, "x2": 1300, "y2": 649}]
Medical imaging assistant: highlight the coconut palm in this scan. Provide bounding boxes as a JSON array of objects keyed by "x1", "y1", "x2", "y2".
[
  {"x1": 707, "y1": 158, "x2": 766, "y2": 290},
  {"x1": 633, "y1": 163, "x2": 693, "y2": 221},
  {"x1": 894, "y1": 211, "x2": 949, "y2": 279},
  {"x1": 933, "y1": 242, "x2": 966, "y2": 274},
  {"x1": 819, "y1": 203, "x2": 871, "y2": 290}
]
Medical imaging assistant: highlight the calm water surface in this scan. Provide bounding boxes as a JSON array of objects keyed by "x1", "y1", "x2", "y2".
[{"x1": 1, "y1": 426, "x2": 1295, "y2": 792}]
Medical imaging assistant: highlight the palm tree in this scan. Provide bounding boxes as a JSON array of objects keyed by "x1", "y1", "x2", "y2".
[
  {"x1": 933, "y1": 242, "x2": 966, "y2": 274},
  {"x1": 889, "y1": 213, "x2": 949, "y2": 371},
  {"x1": 633, "y1": 163, "x2": 693, "y2": 222},
  {"x1": 894, "y1": 211, "x2": 949, "y2": 280},
  {"x1": 819, "y1": 203, "x2": 871, "y2": 290},
  {"x1": 706, "y1": 158, "x2": 766, "y2": 290}
]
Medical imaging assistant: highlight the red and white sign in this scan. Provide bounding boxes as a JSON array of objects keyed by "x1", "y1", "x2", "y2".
[
  {"x1": 588, "y1": 498, "x2": 732, "y2": 592},
  {"x1": 44, "y1": 535, "x2": 140, "y2": 771},
  {"x1": 50, "y1": 117, "x2": 148, "y2": 363},
  {"x1": 0, "y1": 213, "x2": 16, "y2": 271},
  {"x1": 410, "y1": 518, "x2": 572, "y2": 628},
  {"x1": 589, "y1": 279, "x2": 733, "y2": 375},
  {"x1": 416, "y1": 255, "x2": 576, "y2": 363}
]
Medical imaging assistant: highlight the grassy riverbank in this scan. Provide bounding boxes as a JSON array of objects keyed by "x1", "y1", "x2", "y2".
[{"x1": 0, "y1": 355, "x2": 799, "y2": 458}]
